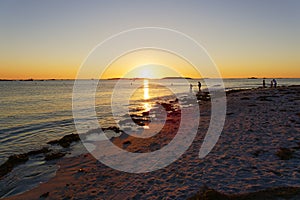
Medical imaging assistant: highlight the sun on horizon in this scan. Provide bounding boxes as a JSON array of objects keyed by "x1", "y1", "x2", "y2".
[{"x1": 118, "y1": 64, "x2": 192, "y2": 79}]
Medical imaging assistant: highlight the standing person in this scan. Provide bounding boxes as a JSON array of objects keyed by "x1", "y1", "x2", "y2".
[
  {"x1": 189, "y1": 83, "x2": 193, "y2": 93},
  {"x1": 263, "y1": 78, "x2": 266, "y2": 88},
  {"x1": 273, "y1": 79, "x2": 277, "y2": 88},
  {"x1": 198, "y1": 81, "x2": 201, "y2": 91},
  {"x1": 271, "y1": 80, "x2": 273, "y2": 88}
]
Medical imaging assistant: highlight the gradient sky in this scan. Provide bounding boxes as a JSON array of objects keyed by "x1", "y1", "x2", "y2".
[{"x1": 0, "y1": 0, "x2": 299, "y2": 79}]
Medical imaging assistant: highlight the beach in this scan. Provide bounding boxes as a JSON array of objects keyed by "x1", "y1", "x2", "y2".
[
  {"x1": 1, "y1": 0, "x2": 299, "y2": 199},
  {"x1": 2, "y1": 85, "x2": 300, "y2": 199}
]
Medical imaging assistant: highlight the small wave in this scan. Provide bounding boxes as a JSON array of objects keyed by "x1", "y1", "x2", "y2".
[{"x1": 0, "y1": 118, "x2": 74, "y2": 139}]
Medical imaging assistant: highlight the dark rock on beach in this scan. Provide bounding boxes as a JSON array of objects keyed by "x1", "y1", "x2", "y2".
[
  {"x1": 0, "y1": 147, "x2": 52, "y2": 178},
  {"x1": 0, "y1": 136, "x2": 77, "y2": 179},
  {"x1": 188, "y1": 186, "x2": 229, "y2": 200},
  {"x1": 240, "y1": 97, "x2": 250, "y2": 100},
  {"x1": 130, "y1": 116, "x2": 150, "y2": 126},
  {"x1": 252, "y1": 149, "x2": 264, "y2": 157},
  {"x1": 44, "y1": 152, "x2": 66, "y2": 161},
  {"x1": 47, "y1": 133, "x2": 80, "y2": 148},
  {"x1": 122, "y1": 140, "x2": 131, "y2": 149},
  {"x1": 160, "y1": 102, "x2": 173, "y2": 111},
  {"x1": 102, "y1": 126, "x2": 122, "y2": 133},
  {"x1": 276, "y1": 148, "x2": 294, "y2": 160},
  {"x1": 0, "y1": 153, "x2": 29, "y2": 178},
  {"x1": 27, "y1": 147, "x2": 50, "y2": 156},
  {"x1": 39, "y1": 192, "x2": 49, "y2": 198}
]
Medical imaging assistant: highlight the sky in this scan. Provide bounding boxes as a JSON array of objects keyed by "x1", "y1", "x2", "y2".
[{"x1": 0, "y1": 0, "x2": 299, "y2": 79}]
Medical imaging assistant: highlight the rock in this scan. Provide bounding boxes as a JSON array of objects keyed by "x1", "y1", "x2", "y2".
[
  {"x1": 188, "y1": 186, "x2": 229, "y2": 200},
  {"x1": 40, "y1": 192, "x2": 49, "y2": 198},
  {"x1": 276, "y1": 148, "x2": 294, "y2": 160},
  {"x1": 0, "y1": 147, "x2": 53, "y2": 178},
  {"x1": 103, "y1": 126, "x2": 122, "y2": 133},
  {"x1": 241, "y1": 97, "x2": 250, "y2": 100},
  {"x1": 131, "y1": 118, "x2": 149, "y2": 126},
  {"x1": 123, "y1": 141, "x2": 131, "y2": 149},
  {"x1": 142, "y1": 111, "x2": 150, "y2": 116},
  {"x1": 160, "y1": 103, "x2": 173, "y2": 111},
  {"x1": 0, "y1": 153, "x2": 29, "y2": 178},
  {"x1": 203, "y1": 189, "x2": 229, "y2": 200},
  {"x1": 252, "y1": 149, "x2": 263, "y2": 157},
  {"x1": 27, "y1": 147, "x2": 50, "y2": 156},
  {"x1": 47, "y1": 133, "x2": 80, "y2": 148},
  {"x1": 150, "y1": 142, "x2": 160, "y2": 151},
  {"x1": 44, "y1": 151, "x2": 66, "y2": 161},
  {"x1": 269, "y1": 169, "x2": 281, "y2": 176},
  {"x1": 169, "y1": 98, "x2": 178, "y2": 103}
]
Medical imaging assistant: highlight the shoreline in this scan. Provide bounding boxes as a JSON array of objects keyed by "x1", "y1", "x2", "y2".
[{"x1": 1, "y1": 85, "x2": 300, "y2": 199}]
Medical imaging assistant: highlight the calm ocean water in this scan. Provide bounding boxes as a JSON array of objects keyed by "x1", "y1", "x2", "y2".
[{"x1": 0, "y1": 78, "x2": 300, "y2": 197}]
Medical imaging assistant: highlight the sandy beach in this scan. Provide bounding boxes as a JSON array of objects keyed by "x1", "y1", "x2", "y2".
[{"x1": 3, "y1": 85, "x2": 300, "y2": 200}]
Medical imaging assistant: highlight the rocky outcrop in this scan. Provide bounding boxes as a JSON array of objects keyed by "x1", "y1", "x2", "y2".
[
  {"x1": 47, "y1": 133, "x2": 80, "y2": 148},
  {"x1": 0, "y1": 154, "x2": 29, "y2": 178}
]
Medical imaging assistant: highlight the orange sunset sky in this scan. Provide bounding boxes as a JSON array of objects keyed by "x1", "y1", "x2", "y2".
[{"x1": 0, "y1": 1, "x2": 299, "y2": 79}]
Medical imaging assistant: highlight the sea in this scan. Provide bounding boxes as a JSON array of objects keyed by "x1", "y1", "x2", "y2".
[{"x1": 0, "y1": 78, "x2": 299, "y2": 197}]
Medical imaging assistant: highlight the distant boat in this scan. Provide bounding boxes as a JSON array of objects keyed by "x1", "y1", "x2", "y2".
[{"x1": 248, "y1": 77, "x2": 258, "y2": 79}]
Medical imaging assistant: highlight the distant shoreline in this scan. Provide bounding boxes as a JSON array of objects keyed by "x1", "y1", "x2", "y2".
[{"x1": 1, "y1": 77, "x2": 300, "y2": 81}]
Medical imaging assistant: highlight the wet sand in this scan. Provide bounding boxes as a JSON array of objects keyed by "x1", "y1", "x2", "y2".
[{"x1": 4, "y1": 86, "x2": 300, "y2": 200}]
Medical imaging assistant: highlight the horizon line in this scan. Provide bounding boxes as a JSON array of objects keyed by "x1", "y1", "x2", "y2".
[{"x1": 1, "y1": 77, "x2": 300, "y2": 81}]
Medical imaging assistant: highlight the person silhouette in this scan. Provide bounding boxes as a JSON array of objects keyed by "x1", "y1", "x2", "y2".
[
  {"x1": 263, "y1": 79, "x2": 266, "y2": 88},
  {"x1": 271, "y1": 80, "x2": 273, "y2": 88},
  {"x1": 189, "y1": 83, "x2": 193, "y2": 93},
  {"x1": 198, "y1": 81, "x2": 201, "y2": 91},
  {"x1": 273, "y1": 79, "x2": 277, "y2": 88}
]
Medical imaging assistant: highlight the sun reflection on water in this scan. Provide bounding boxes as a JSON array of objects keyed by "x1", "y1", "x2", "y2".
[
  {"x1": 142, "y1": 80, "x2": 151, "y2": 129},
  {"x1": 143, "y1": 79, "x2": 152, "y2": 114},
  {"x1": 143, "y1": 79, "x2": 149, "y2": 100},
  {"x1": 143, "y1": 102, "x2": 151, "y2": 112}
]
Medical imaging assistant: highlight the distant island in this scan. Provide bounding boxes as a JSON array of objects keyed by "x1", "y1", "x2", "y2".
[
  {"x1": 0, "y1": 79, "x2": 72, "y2": 81},
  {"x1": 106, "y1": 77, "x2": 193, "y2": 80},
  {"x1": 107, "y1": 78, "x2": 145, "y2": 80},
  {"x1": 162, "y1": 77, "x2": 192, "y2": 79}
]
